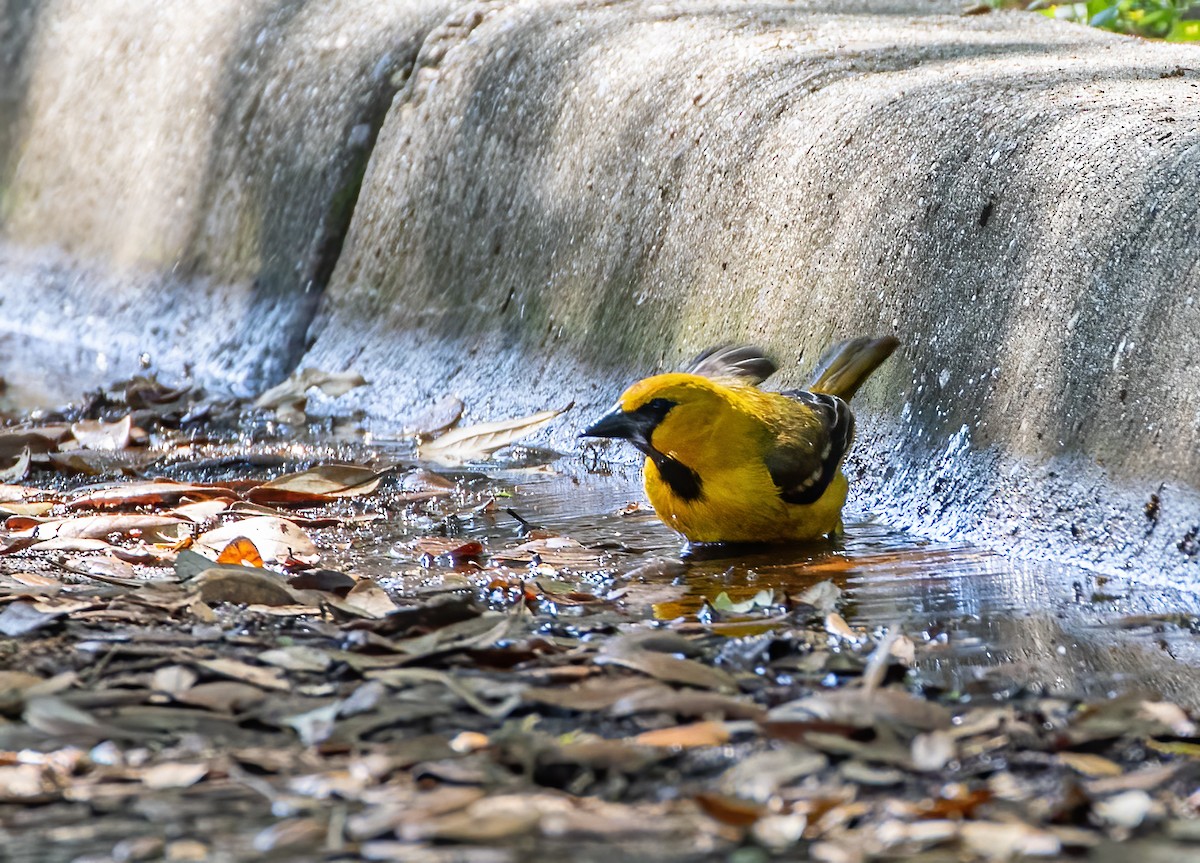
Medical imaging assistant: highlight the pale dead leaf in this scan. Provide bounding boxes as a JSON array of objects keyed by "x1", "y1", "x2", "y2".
[
  {"x1": 70, "y1": 415, "x2": 132, "y2": 451},
  {"x1": 1093, "y1": 790, "x2": 1155, "y2": 830},
  {"x1": 1058, "y1": 751, "x2": 1124, "y2": 778},
  {"x1": 258, "y1": 646, "x2": 333, "y2": 673},
  {"x1": 0, "y1": 446, "x2": 30, "y2": 483},
  {"x1": 196, "y1": 658, "x2": 289, "y2": 692},
  {"x1": 341, "y1": 579, "x2": 398, "y2": 618},
  {"x1": 151, "y1": 665, "x2": 198, "y2": 696},
  {"x1": 8, "y1": 513, "x2": 190, "y2": 543},
  {"x1": 402, "y1": 395, "x2": 465, "y2": 439},
  {"x1": 195, "y1": 516, "x2": 319, "y2": 566},
  {"x1": 254, "y1": 368, "x2": 368, "y2": 422},
  {"x1": 911, "y1": 730, "x2": 956, "y2": 771},
  {"x1": 418, "y1": 404, "x2": 572, "y2": 464},
  {"x1": 141, "y1": 762, "x2": 208, "y2": 790}
]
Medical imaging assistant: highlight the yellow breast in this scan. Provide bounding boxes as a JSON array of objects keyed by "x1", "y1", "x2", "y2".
[{"x1": 644, "y1": 459, "x2": 848, "y2": 543}]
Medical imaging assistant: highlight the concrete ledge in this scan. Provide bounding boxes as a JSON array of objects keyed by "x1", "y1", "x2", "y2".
[{"x1": 305, "y1": 0, "x2": 1200, "y2": 582}]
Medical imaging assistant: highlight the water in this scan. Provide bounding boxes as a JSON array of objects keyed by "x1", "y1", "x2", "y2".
[{"x1": 346, "y1": 451, "x2": 1200, "y2": 709}]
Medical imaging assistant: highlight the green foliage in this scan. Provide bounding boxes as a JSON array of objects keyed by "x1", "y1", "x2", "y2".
[{"x1": 1039, "y1": 0, "x2": 1200, "y2": 40}]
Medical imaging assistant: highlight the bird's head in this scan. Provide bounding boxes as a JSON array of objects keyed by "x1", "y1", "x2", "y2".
[{"x1": 580, "y1": 373, "x2": 728, "y2": 455}]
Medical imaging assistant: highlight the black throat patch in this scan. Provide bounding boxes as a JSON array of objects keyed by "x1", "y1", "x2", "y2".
[{"x1": 647, "y1": 448, "x2": 703, "y2": 501}]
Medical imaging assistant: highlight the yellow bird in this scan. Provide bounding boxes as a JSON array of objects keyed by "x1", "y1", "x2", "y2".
[{"x1": 581, "y1": 337, "x2": 898, "y2": 544}]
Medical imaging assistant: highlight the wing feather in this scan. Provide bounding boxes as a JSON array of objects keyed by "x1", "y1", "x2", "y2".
[
  {"x1": 762, "y1": 391, "x2": 854, "y2": 506},
  {"x1": 685, "y1": 345, "x2": 777, "y2": 385}
]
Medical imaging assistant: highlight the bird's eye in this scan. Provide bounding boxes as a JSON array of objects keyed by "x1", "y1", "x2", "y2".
[{"x1": 640, "y1": 398, "x2": 676, "y2": 421}]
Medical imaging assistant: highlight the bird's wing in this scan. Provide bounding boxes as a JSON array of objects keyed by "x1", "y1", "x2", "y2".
[
  {"x1": 761, "y1": 391, "x2": 854, "y2": 506},
  {"x1": 685, "y1": 345, "x2": 777, "y2": 385}
]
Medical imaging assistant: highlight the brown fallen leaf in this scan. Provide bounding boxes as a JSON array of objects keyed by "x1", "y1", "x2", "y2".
[
  {"x1": 6, "y1": 513, "x2": 191, "y2": 543},
  {"x1": 633, "y1": 720, "x2": 732, "y2": 748},
  {"x1": 193, "y1": 568, "x2": 300, "y2": 607},
  {"x1": 767, "y1": 688, "x2": 953, "y2": 735},
  {"x1": 245, "y1": 464, "x2": 385, "y2": 506},
  {"x1": 67, "y1": 480, "x2": 237, "y2": 510},
  {"x1": 339, "y1": 579, "x2": 399, "y2": 618},
  {"x1": 495, "y1": 535, "x2": 603, "y2": 568},
  {"x1": 175, "y1": 681, "x2": 269, "y2": 714},
  {"x1": 0, "y1": 428, "x2": 69, "y2": 459},
  {"x1": 417, "y1": 404, "x2": 572, "y2": 464}
]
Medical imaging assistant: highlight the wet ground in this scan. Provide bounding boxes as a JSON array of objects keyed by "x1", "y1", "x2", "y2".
[
  {"x1": 2, "y1": 382, "x2": 1200, "y2": 862},
  {"x1": 358, "y1": 456, "x2": 1200, "y2": 709}
]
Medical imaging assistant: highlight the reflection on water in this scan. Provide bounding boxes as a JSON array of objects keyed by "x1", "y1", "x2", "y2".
[{"x1": 360, "y1": 452, "x2": 1200, "y2": 709}]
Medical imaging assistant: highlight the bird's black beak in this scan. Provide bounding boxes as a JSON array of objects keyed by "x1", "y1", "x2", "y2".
[
  {"x1": 581, "y1": 399, "x2": 676, "y2": 450},
  {"x1": 580, "y1": 406, "x2": 644, "y2": 442}
]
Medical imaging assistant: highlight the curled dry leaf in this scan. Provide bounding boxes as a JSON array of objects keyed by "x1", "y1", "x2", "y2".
[
  {"x1": 417, "y1": 404, "x2": 572, "y2": 464},
  {"x1": 246, "y1": 464, "x2": 385, "y2": 506},
  {"x1": 6, "y1": 514, "x2": 191, "y2": 543},
  {"x1": 70, "y1": 415, "x2": 133, "y2": 451},
  {"x1": 401, "y1": 394, "x2": 465, "y2": 439},
  {"x1": 0, "y1": 447, "x2": 31, "y2": 483},
  {"x1": 253, "y1": 368, "x2": 368, "y2": 422},
  {"x1": 195, "y1": 516, "x2": 319, "y2": 566},
  {"x1": 597, "y1": 632, "x2": 738, "y2": 693},
  {"x1": 767, "y1": 688, "x2": 953, "y2": 735},
  {"x1": 68, "y1": 480, "x2": 237, "y2": 510}
]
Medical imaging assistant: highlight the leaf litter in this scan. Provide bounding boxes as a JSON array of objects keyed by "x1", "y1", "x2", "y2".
[{"x1": 1, "y1": 377, "x2": 1199, "y2": 862}]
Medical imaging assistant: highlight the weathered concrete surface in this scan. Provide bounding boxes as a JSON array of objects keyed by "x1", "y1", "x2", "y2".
[
  {"x1": 0, "y1": 0, "x2": 459, "y2": 389},
  {"x1": 304, "y1": 0, "x2": 1200, "y2": 583},
  {"x1": 0, "y1": 1, "x2": 1197, "y2": 584}
]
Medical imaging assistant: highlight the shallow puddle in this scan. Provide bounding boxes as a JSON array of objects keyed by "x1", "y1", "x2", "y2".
[{"x1": 354, "y1": 452, "x2": 1200, "y2": 709}]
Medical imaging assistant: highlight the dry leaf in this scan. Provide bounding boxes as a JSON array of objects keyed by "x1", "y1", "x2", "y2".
[
  {"x1": 246, "y1": 465, "x2": 384, "y2": 506},
  {"x1": 195, "y1": 658, "x2": 289, "y2": 692},
  {"x1": 195, "y1": 517, "x2": 319, "y2": 566},
  {"x1": 216, "y1": 537, "x2": 264, "y2": 567},
  {"x1": 67, "y1": 480, "x2": 236, "y2": 510},
  {"x1": 418, "y1": 404, "x2": 572, "y2": 464},
  {"x1": 1058, "y1": 752, "x2": 1123, "y2": 778},
  {"x1": 340, "y1": 579, "x2": 399, "y2": 618},
  {"x1": 253, "y1": 368, "x2": 368, "y2": 422},
  {"x1": 70, "y1": 415, "x2": 133, "y2": 450},
  {"x1": 633, "y1": 720, "x2": 731, "y2": 748},
  {"x1": 140, "y1": 762, "x2": 208, "y2": 790},
  {"x1": 0, "y1": 447, "x2": 30, "y2": 483},
  {"x1": 8, "y1": 513, "x2": 190, "y2": 543},
  {"x1": 193, "y1": 568, "x2": 299, "y2": 607},
  {"x1": 401, "y1": 395, "x2": 465, "y2": 439}
]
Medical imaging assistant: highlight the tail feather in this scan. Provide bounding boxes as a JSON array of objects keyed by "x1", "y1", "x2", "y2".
[{"x1": 808, "y1": 336, "x2": 899, "y2": 401}]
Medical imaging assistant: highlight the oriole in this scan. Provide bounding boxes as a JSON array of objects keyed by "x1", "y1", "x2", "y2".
[{"x1": 581, "y1": 337, "x2": 898, "y2": 543}]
